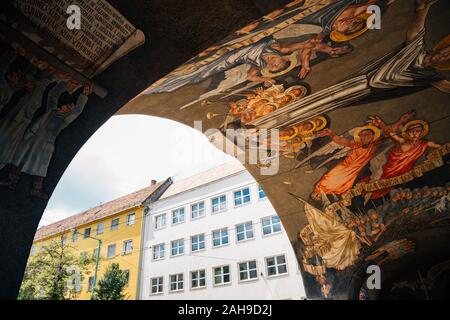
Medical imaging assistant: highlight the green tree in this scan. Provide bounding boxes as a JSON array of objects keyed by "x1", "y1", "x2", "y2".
[
  {"x1": 94, "y1": 263, "x2": 129, "y2": 300},
  {"x1": 18, "y1": 238, "x2": 95, "y2": 300}
]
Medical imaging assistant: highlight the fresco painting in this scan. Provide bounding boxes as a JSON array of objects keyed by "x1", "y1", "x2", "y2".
[
  {"x1": 1, "y1": 0, "x2": 449, "y2": 299},
  {"x1": 126, "y1": 0, "x2": 450, "y2": 299},
  {"x1": 0, "y1": 0, "x2": 145, "y2": 200}
]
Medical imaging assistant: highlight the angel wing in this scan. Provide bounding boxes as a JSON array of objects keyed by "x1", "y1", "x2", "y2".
[
  {"x1": 363, "y1": 145, "x2": 392, "y2": 204},
  {"x1": 179, "y1": 64, "x2": 252, "y2": 110},
  {"x1": 295, "y1": 140, "x2": 347, "y2": 169},
  {"x1": 295, "y1": 128, "x2": 357, "y2": 169}
]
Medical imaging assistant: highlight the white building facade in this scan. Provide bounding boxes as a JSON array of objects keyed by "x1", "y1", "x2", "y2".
[{"x1": 139, "y1": 162, "x2": 306, "y2": 300}]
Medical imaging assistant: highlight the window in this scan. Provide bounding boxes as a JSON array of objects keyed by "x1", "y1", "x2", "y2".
[
  {"x1": 258, "y1": 185, "x2": 267, "y2": 199},
  {"x1": 106, "y1": 244, "x2": 116, "y2": 259},
  {"x1": 124, "y1": 270, "x2": 130, "y2": 285},
  {"x1": 123, "y1": 240, "x2": 133, "y2": 255},
  {"x1": 171, "y1": 239, "x2": 184, "y2": 256},
  {"x1": 262, "y1": 216, "x2": 282, "y2": 235},
  {"x1": 234, "y1": 187, "x2": 251, "y2": 207},
  {"x1": 211, "y1": 195, "x2": 226, "y2": 213},
  {"x1": 169, "y1": 273, "x2": 184, "y2": 292},
  {"x1": 172, "y1": 208, "x2": 185, "y2": 225},
  {"x1": 212, "y1": 228, "x2": 229, "y2": 247},
  {"x1": 154, "y1": 213, "x2": 166, "y2": 230},
  {"x1": 191, "y1": 234, "x2": 205, "y2": 252},
  {"x1": 238, "y1": 260, "x2": 258, "y2": 281},
  {"x1": 236, "y1": 222, "x2": 254, "y2": 242},
  {"x1": 153, "y1": 243, "x2": 165, "y2": 260},
  {"x1": 93, "y1": 247, "x2": 100, "y2": 258},
  {"x1": 265, "y1": 255, "x2": 288, "y2": 277},
  {"x1": 61, "y1": 234, "x2": 67, "y2": 246},
  {"x1": 87, "y1": 276, "x2": 94, "y2": 292},
  {"x1": 213, "y1": 265, "x2": 230, "y2": 285},
  {"x1": 96, "y1": 222, "x2": 104, "y2": 235},
  {"x1": 126, "y1": 213, "x2": 136, "y2": 226},
  {"x1": 110, "y1": 218, "x2": 119, "y2": 231},
  {"x1": 151, "y1": 277, "x2": 164, "y2": 294},
  {"x1": 83, "y1": 227, "x2": 91, "y2": 239},
  {"x1": 191, "y1": 202, "x2": 205, "y2": 219},
  {"x1": 72, "y1": 231, "x2": 78, "y2": 242},
  {"x1": 191, "y1": 270, "x2": 206, "y2": 289}
]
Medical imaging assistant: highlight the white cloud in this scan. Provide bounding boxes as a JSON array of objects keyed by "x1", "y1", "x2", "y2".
[{"x1": 41, "y1": 115, "x2": 232, "y2": 226}]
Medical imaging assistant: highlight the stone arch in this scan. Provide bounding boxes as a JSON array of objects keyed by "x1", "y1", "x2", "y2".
[{"x1": 1, "y1": 0, "x2": 450, "y2": 300}]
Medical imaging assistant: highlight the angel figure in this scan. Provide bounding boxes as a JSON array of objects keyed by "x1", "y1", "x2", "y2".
[{"x1": 296, "y1": 111, "x2": 416, "y2": 202}]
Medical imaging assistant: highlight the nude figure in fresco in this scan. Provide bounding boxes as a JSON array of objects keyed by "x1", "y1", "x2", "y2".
[
  {"x1": 250, "y1": 0, "x2": 450, "y2": 130},
  {"x1": 145, "y1": 35, "x2": 351, "y2": 94}
]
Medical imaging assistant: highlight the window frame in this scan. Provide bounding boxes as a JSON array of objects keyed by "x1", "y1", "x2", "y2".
[
  {"x1": 150, "y1": 276, "x2": 164, "y2": 295},
  {"x1": 265, "y1": 254, "x2": 288, "y2": 278},
  {"x1": 169, "y1": 273, "x2": 184, "y2": 292},
  {"x1": 170, "y1": 239, "x2": 185, "y2": 257},
  {"x1": 110, "y1": 218, "x2": 120, "y2": 231},
  {"x1": 261, "y1": 215, "x2": 282, "y2": 236},
  {"x1": 171, "y1": 207, "x2": 186, "y2": 225},
  {"x1": 191, "y1": 233, "x2": 206, "y2": 252},
  {"x1": 213, "y1": 265, "x2": 231, "y2": 286},
  {"x1": 96, "y1": 222, "x2": 104, "y2": 235},
  {"x1": 235, "y1": 221, "x2": 254, "y2": 243},
  {"x1": 211, "y1": 194, "x2": 227, "y2": 214},
  {"x1": 190, "y1": 269, "x2": 207, "y2": 290},
  {"x1": 83, "y1": 227, "x2": 91, "y2": 239},
  {"x1": 233, "y1": 187, "x2": 251, "y2": 207},
  {"x1": 154, "y1": 213, "x2": 167, "y2": 230},
  {"x1": 126, "y1": 213, "x2": 136, "y2": 226},
  {"x1": 258, "y1": 185, "x2": 267, "y2": 200},
  {"x1": 212, "y1": 228, "x2": 229, "y2": 248},
  {"x1": 106, "y1": 244, "x2": 116, "y2": 259},
  {"x1": 122, "y1": 239, "x2": 133, "y2": 255},
  {"x1": 237, "y1": 260, "x2": 259, "y2": 282},
  {"x1": 190, "y1": 201, "x2": 205, "y2": 220},
  {"x1": 152, "y1": 243, "x2": 165, "y2": 261}
]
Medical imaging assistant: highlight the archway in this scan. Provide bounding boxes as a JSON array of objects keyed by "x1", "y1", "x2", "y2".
[{"x1": 1, "y1": 0, "x2": 450, "y2": 299}]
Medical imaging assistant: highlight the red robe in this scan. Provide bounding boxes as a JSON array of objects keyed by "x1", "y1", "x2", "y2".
[
  {"x1": 313, "y1": 142, "x2": 376, "y2": 198},
  {"x1": 371, "y1": 140, "x2": 429, "y2": 199}
]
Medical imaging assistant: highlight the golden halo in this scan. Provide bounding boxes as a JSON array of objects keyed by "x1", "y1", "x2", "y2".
[
  {"x1": 263, "y1": 102, "x2": 280, "y2": 110},
  {"x1": 280, "y1": 126, "x2": 299, "y2": 141},
  {"x1": 261, "y1": 52, "x2": 298, "y2": 78},
  {"x1": 329, "y1": 13, "x2": 371, "y2": 43},
  {"x1": 248, "y1": 97, "x2": 271, "y2": 108},
  {"x1": 402, "y1": 120, "x2": 429, "y2": 139},
  {"x1": 255, "y1": 102, "x2": 279, "y2": 117},
  {"x1": 284, "y1": 85, "x2": 308, "y2": 100},
  {"x1": 354, "y1": 125, "x2": 381, "y2": 142},
  {"x1": 432, "y1": 34, "x2": 450, "y2": 71},
  {"x1": 299, "y1": 120, "x2": 317, "y2": 136},
  {"x1": 313, "y1": 116, "x2": 327, "y2": 132}
]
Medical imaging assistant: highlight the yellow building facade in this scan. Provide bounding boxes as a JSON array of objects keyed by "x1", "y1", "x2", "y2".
[{"x1": 31, "y1": 179, "x2": 172, "y2": 300}]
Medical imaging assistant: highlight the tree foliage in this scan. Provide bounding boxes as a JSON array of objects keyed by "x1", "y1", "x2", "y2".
[
  {"x1": 18, "y1": 238, "x2": 95, "y2": 300},
  {"x1": 94, "y1": 263, "x2": 129, "y2": 300}
]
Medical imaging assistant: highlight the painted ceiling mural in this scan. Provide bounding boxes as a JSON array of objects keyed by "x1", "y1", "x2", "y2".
[
  {"x1": 120, "y1": 0, "x2": 450, "y2": 299},
  {"x1": 0, "y1": 0, "x2": 449, "y2": 299}
]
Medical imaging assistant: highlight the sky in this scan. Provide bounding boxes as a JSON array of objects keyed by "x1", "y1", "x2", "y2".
[{"x1": 40, "y1": 115, "x2": 233, "y2": 227}]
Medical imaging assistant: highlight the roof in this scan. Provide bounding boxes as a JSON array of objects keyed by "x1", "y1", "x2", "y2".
[
  {"x1": 160, "y1": 160, "x2": 246, "y2": 200},
  {"x1": 34, "y1": 180, "x2": 168, "y2": 241}
]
